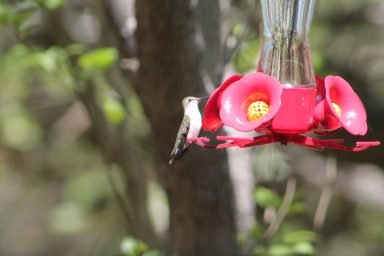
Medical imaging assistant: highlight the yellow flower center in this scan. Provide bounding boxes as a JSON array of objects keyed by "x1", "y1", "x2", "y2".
[
  {"x1": 331, "y1": 103, "x2": 342, "y2": 117},
  {"x1": 247, "y1": 101, "x2": 270, "y2": 122}
]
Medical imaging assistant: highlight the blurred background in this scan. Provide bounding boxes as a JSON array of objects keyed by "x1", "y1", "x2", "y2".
[{"x1": 0, "y1": 0, "x2": 383, "y2": 255}]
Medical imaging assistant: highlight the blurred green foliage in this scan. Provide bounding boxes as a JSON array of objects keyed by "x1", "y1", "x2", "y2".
[
  {"x1": 78, "y1": 47, "x2": 118, "y2": 71},
  {"x1": 0, "y1": 1, "x2": 152, "y2": 255},
  {"x1": 103, "y1": 98, "x2": 126, "y2": 125},
  {"x1": 34, "y1": 0, "x2": 64, "y2": 10},
  {"x1": 251, "y1": 186, "x2": 316, "y2": 256},
  {"x1": 120, "y1": 237, "x2": 163, "y2": 256},
  {"x1": 253, "y1": 187, "x2": 282, "y2": 209},
  {"x1": 0, "y1": 0, "x2": 383, "y2": 255}
]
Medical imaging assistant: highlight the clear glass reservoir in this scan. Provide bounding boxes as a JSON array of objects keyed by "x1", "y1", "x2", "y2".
[{"x1": 258, "y1": 0, "x2": 316, "y2": 88}]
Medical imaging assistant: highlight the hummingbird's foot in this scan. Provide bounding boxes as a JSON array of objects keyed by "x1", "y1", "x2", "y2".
[
  {"x1": 188, "y1": 137, "x2": 211, "y2": 146},
  {"x1": 198, "y1": 137, "x2": 210, "y2": 143},
  {"x1": 188, "y1": 137, "x2": 210, "y2": 143},
  {"x1": 187, "y1": 137, "x2": 196, "y2": 143}
]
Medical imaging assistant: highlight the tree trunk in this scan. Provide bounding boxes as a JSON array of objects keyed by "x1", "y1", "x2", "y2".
[{"x1": 128, "y1": 1, "x2": 239, "y2": 255}]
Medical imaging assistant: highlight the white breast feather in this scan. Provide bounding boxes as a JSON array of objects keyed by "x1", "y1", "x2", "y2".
[{"x1": 185, "y1": 103, "x2": 202, "y2": 140}]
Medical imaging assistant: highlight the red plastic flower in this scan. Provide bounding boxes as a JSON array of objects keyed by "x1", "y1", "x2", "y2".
[
  {"x1": 202, "y1": 72, "x2": 282, "y2": 132},
  {"x1": 202, "y1": 74, "x2": 242, "y2": 132},
  {"x1": 314, "y1": 75, "x2": 367, "y2": 135}
]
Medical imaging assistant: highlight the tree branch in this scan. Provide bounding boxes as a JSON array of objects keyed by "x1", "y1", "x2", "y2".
[
  {"x1": 263, "y1": 177, "x2": 297, "y2": 240},
  {"x1": 313, "y1": 153, "x2": 337, "y2": 231}
]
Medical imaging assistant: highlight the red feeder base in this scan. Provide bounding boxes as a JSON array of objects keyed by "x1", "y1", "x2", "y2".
[{"x1": 189, "y1": 135, "x2": 381, "y2": 152}]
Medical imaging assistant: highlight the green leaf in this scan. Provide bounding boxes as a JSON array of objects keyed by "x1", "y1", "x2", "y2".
[
  {"x1": 251, "y1": 222, "x2": 265, "y2": 240},
  {"x1": 232, "y1": 22, "x2": 244, "y2": 38},
  {"x1": 0, "y1": 3, "x2": 13, "y2": 25},
  {"x1": 282, "y1": 230, "x2": 317, "y2": 244},
  {"x1": 102, "y1": 98, "x2": 126, "y2": 125},
  {"x1": 253, "y1": 187, "x2": 282, "y2": 208},
  {"x1": 33, "y1": 0, "x2": 64, "y2": 10},
  {"x1": 268, "y1": 244, "x2": 294, "y2": 256},
  {"x1": 78, "y1": 47, "x2": 118, "y2": 70},
  {"x1": 44, "y1": 0, "x2": 64, "y2": 10},
  {"x1": 292, "y1": 242, "x2": 315, "y2": 255},
  {"x1": 121, "y1": 237, "x2": 149, "y2": 256},
  {"x1": 13, "y1": 3, "x2": 39, "y2": 28},
  {"x1": 27, "y1": 50, "x2": 57, "y2": 72},
  {"x1": 252, "y1": 245, "x2": 267, "y2": 256},
  {"x1": 288, "y1": 202, "x2": 306, "y2": 215}
]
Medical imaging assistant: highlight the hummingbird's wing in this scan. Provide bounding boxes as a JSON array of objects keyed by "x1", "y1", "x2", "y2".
[{"x1": 169, "y1": 116, "x2": 190, "y2": 164}]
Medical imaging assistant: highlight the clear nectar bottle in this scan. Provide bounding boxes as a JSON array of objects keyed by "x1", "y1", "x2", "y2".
[{"x1": 258, "y1": 0, "x2": 316, "y2": 88}]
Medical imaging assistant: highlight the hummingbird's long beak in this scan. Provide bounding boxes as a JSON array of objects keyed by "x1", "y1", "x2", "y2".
[{"x1": 198, "y1": 96, "x2": 209, "y2": 102}]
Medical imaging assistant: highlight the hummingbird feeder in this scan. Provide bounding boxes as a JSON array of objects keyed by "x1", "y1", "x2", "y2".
[{"x1": 190, "y1": 0, "x2": 380, "y2": 151}]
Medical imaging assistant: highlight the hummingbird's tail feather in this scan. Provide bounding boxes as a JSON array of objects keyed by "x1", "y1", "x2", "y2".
[{"x1": 169, "y1": 146, "x2": 189, "y2": 165}]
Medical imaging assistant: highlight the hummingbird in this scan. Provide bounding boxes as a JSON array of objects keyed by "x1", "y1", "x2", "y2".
[{"x1": 169, "y1": 96, "x2": 206, "y2": 164}]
